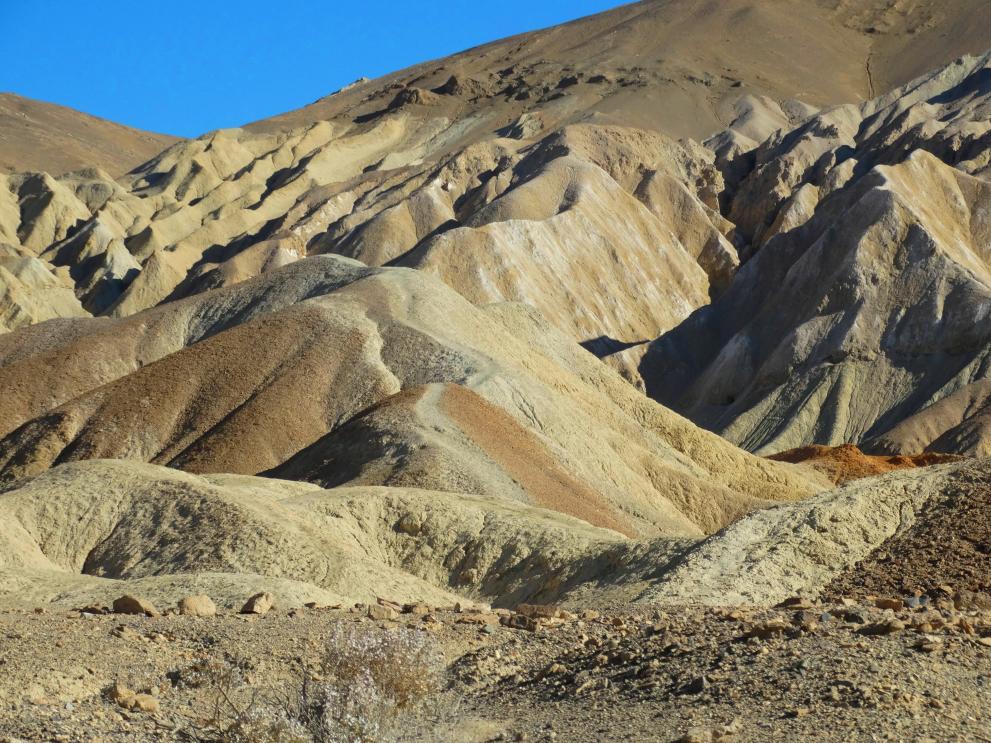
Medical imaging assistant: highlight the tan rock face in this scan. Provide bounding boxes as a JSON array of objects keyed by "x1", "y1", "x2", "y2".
[{"x1": 0, "y1": 118, "x2": 729, "y2": 363}]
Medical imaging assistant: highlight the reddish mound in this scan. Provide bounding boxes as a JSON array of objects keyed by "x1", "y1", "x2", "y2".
[
  {"x1": 439, "y1": 383, "x2": 635, "y2": 537},
  {"x1": 768, "y1": 444, "x2": 962, "y2": 485}
]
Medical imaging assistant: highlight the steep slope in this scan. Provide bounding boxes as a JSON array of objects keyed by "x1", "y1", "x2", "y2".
[
  {"x1": 865, "y1": 380, "x2": 991, "y2": 457},
  {"x1": 641, "y1": 51, "x2": 991, "y2": 454},
  {"x1": 0, "y1": 256, "x2": 825, "y2": 539},
  {"x1": 0, "y1": 93, "x2": 177, "y2": 176}
]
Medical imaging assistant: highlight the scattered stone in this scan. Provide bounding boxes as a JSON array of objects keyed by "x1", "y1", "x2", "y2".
[
  {"x1": 128, "y1": 693, "x2": 160, "y2": 713},
  {"x1": 111, "y1": 625, "x2": 142, "y2": 641},
  {"x1": 841, "y1": 610, "x2": 867, "y2": 624},
  {"x1": 954, "y1": 590, "x2": 991, "y2": 611},
  {"x1": 457, "y1": 612, "x2": 500, "y2": 626},
  {"x1": 875, "y1": 598, "x2": 903, "y2": 611},
  {"x1": 367, "y1": 603, "x2": 398, "y2": 621},
  {"x1": 177, "y1": 594, "x2": 216, "y2": 617},
  {"x1": 109, "y1": 683, "x2": 133, "y2": 705},
  {"x1": 376, "y1": 597, "x2": 402, "y2": 613},
  {"x1": 680, "y1": 675, "x2": 709, "y2": 695},
  {"x1": 239, "y1": 592, "x2": 274, "y2": 615},
  {"x1": 501, "y1": 614, "x2": 540, "y2": 632},
  {"x1": 112, "y1": 595, "x2": 159, "y2": 617},
  {"x1": 678, "y1": 718, "x2": 740, "y2": 742},
  {"x1": 914, "y1": 637, "x2": 942, "y2": 653},
  {"x1": 858, "y1": 619, "x2": 905, "y2": 636},
  {"x1": 746, "y1": 619, "x2": 790, "y2": 639},
  {"x1": 109, "y1": 683, "x2": 159, "y2": 713},
  {"x1": 516, "y1": 604, "x2": 559, "y2": 619}
]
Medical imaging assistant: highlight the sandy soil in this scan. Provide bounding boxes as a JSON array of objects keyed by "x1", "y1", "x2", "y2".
[{"x1": 2, "y1": 597, "x2": 989, "y2": 742}]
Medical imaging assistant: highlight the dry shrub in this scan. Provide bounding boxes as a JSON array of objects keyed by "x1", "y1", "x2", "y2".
[
  {"x1": 186, "y1": 623, "x2": 449, "y2": 743},
  {"x1": 320, "y1": 622, "x2": 446, "y2": 710}
]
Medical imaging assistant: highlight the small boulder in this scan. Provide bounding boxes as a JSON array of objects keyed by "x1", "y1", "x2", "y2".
[
  {"x1": 516, "y1": 603, "x2": 559, "y2": 619},
  {"x1": 500, "y1": 613, "x2": 540, "y2": 632},
  {"x1": 875, "y1": 597, "x2": 903, "y2": 612},
  {"x1": 858, "y1": 619, "x2": 905, "y2": 636},
  {"x1": 240, "y1": 592, "x2": 274, "y2": 615},
  {"x1": 109, "y1": 682, "x2": 158, "y2": 712},
  {"x1": 112, "y1": 595, "x2": 159, "y2": 617},
  {"x1": 376, "y1": 597, "x2": 402, "y2": 613},
  {"x1": 129, "y1": 693, "x2": 160, "y2": 713},
  {"x1": 367, "y1": 603, "x2": 398, "y2": 621},
  {"x1": 778, "y1": 597, "x2": 814, "y2": 611},
  {"x1": 680, "y1": 675, "x2": 709, "y2": 695},
  {"x1": 109, "y1": 682, "x2": 134, "y2": 706},
  {"x1": 746, "y1": 619, "x2": 790, "y2": 639},
  {"x1": 178, "y1": 594, "x2": 217, "y2": 617}
]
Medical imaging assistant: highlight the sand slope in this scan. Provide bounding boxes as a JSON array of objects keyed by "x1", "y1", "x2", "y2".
[{"x1": 0, "y1": 94, "x2": 177, "y2": 176}]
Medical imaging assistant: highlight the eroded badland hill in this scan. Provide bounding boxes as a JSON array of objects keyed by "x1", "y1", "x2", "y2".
[{"x1": 3, "y1": 1, "x2": 991, "y2": 740}]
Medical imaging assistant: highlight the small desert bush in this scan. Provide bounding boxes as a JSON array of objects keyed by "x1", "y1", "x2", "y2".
[{"x1": 185, "y1": 623, "x2": 449, "y2": 743}]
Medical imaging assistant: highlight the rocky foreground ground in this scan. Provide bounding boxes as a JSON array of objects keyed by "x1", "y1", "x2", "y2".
[{"x1": 2, "y1": 589, "x2": 990, "y2": 742}]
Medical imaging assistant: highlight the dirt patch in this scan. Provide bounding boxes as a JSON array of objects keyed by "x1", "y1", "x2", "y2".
[
  {"x1": 768, "y1": 444, "x2": 962, "y2": 485},
  {"x1": 440, "y1": 383, "x2": 635, "y2": 537}
]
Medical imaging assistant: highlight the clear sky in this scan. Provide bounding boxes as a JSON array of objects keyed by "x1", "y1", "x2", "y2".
[{"x1": 1, "y1": 1, "x2": 624, "y2": 138}]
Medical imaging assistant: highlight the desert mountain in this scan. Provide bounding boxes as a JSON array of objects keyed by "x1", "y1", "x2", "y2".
[
  {"x1": 0, "y1": 255, "x2": 824, "y2": 542},
  {"x1": 2, "y1": 0, "x2": 990, "y2": 355},
  {"x1": 0, "y1": 93, "x2": 177, "y2": 176},
  {"x1": 0, "y1": 0, "x2": 988, "y2": 589},
  {"x1": 5, "y1": 5, "x2": 991, "y2": 738},
  {"x1": 252, "y1": 0, "x2": 991, "y2": 141},
  {"x1": 0, "y1": 0, "x2": 989, "y2": 609},
  {"x1": 642, "y1": 50, "x2": 991, "y2": 454}
]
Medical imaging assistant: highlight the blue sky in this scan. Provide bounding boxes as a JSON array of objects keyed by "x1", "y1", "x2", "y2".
[{"x1": 2, "y1": 1, "x2": 623, "y2": 137}]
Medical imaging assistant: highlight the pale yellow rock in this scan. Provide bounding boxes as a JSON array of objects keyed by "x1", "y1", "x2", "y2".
[
  {"x1": 111, "y1": 595, "x2": 159, "y2": 617},
  {"x1": 240, "y1": 592, "x2": 274, "y2": 615},
  {"x1": 177, "y1": 594, "x2": 217, "y2": 617}
]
